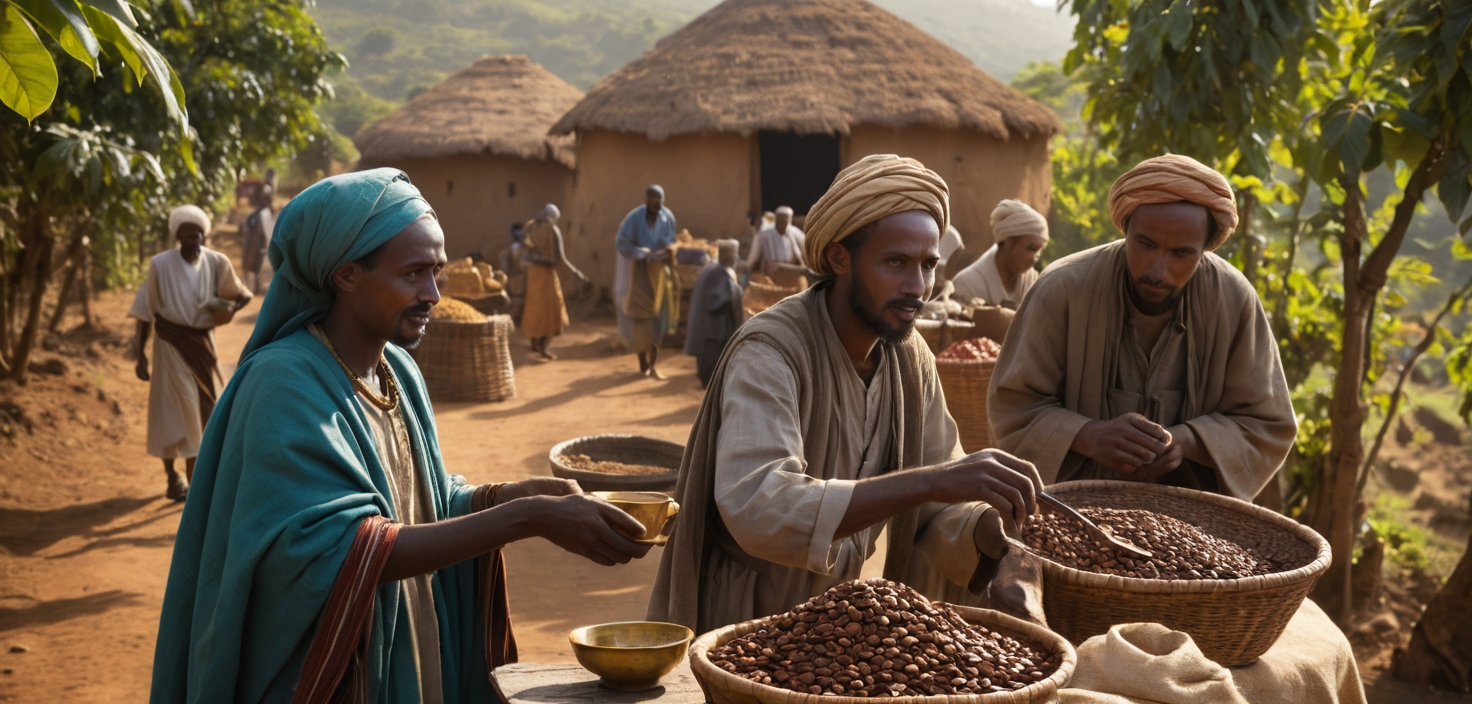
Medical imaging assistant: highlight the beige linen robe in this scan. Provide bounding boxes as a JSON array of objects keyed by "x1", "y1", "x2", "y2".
[
  {"x1": 649, "y1": 285, "x2": 994, "y2": 634},
  {"x1": 951, "y1": 244, "x2": 1037, "y2": 308},
  {"x1": 987, "y1": 241, "x2": 1295, "y2": 500},
  {"x1": 747, "y1": 225, "x2": 807, "y2": 280},
  {"x1": 128, "y1": 247, "x2": 246, "y2": 459}
]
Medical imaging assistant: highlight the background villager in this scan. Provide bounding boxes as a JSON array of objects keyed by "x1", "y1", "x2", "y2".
[
  {"x1": 129, "y1": 206, "x2": 252, "y2": 501},
  {"x1": 520, "y1": 203, "x2": 587, "y2": 360},
  {"x1": 240, "y1": 184, "x2": 276, "y2": 295},
  {"x1": 746, "y1": 205, "x2": 808, "y2": 288},
  {"x1": 951, "y1": 199, "x2": 1048, "y2": 308},
  {"x1": 614, "y1": 184, "x2": 679, "y2": 379},
  {"x1": 148, "y1": 169, "x2": 651, "y2": 704},
  {"x1": 988, "y1": 155, "x2": 1295, "y2": 501},
  {"x1": 498, "y1": 222, "x2": 529, "y2": 325},
  {"x1": 685, "y1": 239, "x2": 744, "y2": 387},
  {"x1": 650, "y1": 154, "x2": 1043, "y2": 634}
]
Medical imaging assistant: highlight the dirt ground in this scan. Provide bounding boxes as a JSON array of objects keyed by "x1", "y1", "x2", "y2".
[{"x1": 2, "y1": 237, "x2": 1471, "y2": 702}]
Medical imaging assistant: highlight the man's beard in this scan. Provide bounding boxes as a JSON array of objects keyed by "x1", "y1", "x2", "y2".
[
  {"x1": 1128, "y1": 276, "x2": 1182, "y2": 316},
  {"x1": 392, "y1": 303, "x2": 432, "y2": 349},
  {"x1": 851, "y1": 281, "x2": 921, "y2": 345}
]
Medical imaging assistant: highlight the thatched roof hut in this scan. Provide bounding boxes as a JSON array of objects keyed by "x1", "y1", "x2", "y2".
[
  {"x1": 552, "y1": 0, "x2": 1062, "y2": 291},
  {"x1": 356, "y1": 55, "x2": 584, "y2": 259}
]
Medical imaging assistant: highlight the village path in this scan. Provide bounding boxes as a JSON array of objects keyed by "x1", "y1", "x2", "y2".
[{"x1": 0, "y1": 285, "x2": 715, "y2": 703}]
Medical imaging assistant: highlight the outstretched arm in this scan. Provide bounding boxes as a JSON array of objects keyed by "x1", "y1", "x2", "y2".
[{"x1": 834, "y1": 450, "x2": 1041, "y2": 540}]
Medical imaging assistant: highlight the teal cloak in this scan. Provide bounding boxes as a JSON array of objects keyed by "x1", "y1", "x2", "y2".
[{"x1": 149, "y1": 169, "x2": 504, "y2": 703}]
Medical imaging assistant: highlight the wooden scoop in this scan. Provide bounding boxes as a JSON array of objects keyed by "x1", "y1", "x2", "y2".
[{"x1": 1038, "y1": 491, "x2": 1153, "y2": 559}]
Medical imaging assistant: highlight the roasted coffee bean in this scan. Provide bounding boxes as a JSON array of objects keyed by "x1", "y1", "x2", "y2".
[
  {"x1": 1021, "y1": 507, "x2": 1275, "y2": 580},
  {"x1": 708, "y1": 579, "x2": 1060, "y2": 697}
]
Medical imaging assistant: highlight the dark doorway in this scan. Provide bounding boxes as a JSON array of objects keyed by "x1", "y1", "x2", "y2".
[{"x1": 759, "y1": 131, "x2": 841, "y2": 215}]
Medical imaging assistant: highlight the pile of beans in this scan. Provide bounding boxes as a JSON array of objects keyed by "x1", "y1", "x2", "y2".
[
  {"x1": 937, "y1": 338, "x2": 1001, "y2": 362},
  {"x1": 1021, "y1": 507, "x2": 1274, "y2": 580},
  {"x1": 708, "y1": 578, "x2": 1060, "y2": 698},
  {"x1": 430, "y1": 297, "x2": 485, "y2": 322}
]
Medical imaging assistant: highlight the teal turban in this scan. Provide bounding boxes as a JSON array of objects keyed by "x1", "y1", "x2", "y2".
[{"x1": 240, "y1": 168, "x2": 433, "y2": 361}]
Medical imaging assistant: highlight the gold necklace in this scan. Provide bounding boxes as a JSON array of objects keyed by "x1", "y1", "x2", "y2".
[{"x1": 320, "y1": 332, "x2": 400, "y2": 412}]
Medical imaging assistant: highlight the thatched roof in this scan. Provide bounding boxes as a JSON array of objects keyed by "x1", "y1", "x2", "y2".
[
  {"x1": 551, "y1": 0, "x2": 1062, "y2": 142},
  {"x1": 356, "y1": 55, "x2": 582, "y2": 167}
]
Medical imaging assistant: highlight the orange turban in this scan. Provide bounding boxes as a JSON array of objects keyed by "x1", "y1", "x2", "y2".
[
  {"x1": 804, "y1": 154, "x2": 949, "y2": 275},
  {"x1": 1108, "y1": 155, "x2": 1238, "y2": 250}
]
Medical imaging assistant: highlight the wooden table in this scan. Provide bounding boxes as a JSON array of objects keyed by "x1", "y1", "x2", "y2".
[{"x1": 493, "y1": 661, "x2": 705, "y2": 703}]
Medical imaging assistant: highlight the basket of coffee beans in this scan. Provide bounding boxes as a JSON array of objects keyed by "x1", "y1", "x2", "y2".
[
  {"x1": 1017, "y1": 480, "x2": 1331, "y2": 667},
  {"x1": 689, "y1": 578, "x2": 1075, "y2": 702}
]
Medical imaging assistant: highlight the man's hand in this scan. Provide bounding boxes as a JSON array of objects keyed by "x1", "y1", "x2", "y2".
[
  {"x1": 530, "y1": 494, "x2": 653, "y2": 566},
  {"x1": 1071, "y1": 413, "x2": 1172, "y2": 474},
  {"x1": 135, "y1": 354, "x2": 150, "y2": 382},
  {"x1": 495, "y1": 477, "x2": 581, "y2": 505},
  {"x1": 935, "y1": 449, "x2": 1043, "y2": 533},
  {"x1": 1126, "y1": 440, "x2": 1185, "y2": 481}
]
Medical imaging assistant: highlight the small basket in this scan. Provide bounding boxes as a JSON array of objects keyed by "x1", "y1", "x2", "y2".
[
  {"x1": 936, "y1": 357, "x2": 996, "y2": 453},
  {"x1": 916, "y1": 319, "x2": 976, "y2": 355},
  {"x1": 549, "y1": 434, "x2": 684, "y2": 491},
  {"x1": 1024, "y1": 480, "x2": 1331, "y2": 667},
  {"x1": 743, "y1": 281, "x2": 802, "y2": 314},
  {"x1": 676, "y1": 262, "x2": 708, "y2": 292},
  {"x1": 689, "y1": 604, "x2": 1076, "y2": 704},
  {"x1": 408, "y1": 315, "x2": 515, "y2": 403}
]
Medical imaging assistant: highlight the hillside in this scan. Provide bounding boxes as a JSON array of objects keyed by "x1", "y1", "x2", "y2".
[{"x1": 308, "y1": 0, "x2": 1073, "y2": 137}]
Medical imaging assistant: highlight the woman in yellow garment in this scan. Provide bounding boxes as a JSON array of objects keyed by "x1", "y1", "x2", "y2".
[{"x1": 520, "y1": 204, "x2": 588, "y2": 360}]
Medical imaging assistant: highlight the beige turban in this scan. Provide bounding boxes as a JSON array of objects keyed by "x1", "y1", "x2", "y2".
[
  {"x1": 1108, "y1": 154, "x2": 1237, "y2": 250},
  {"x1": 804, "y1": 154, "x2": 949, "y2": 276},
  {"x1": 168, "y1": 205, "x2": 212, "y2": 238},
  {"x1": 990, "y1": 199, "x2": 1049, "y2": 242}
]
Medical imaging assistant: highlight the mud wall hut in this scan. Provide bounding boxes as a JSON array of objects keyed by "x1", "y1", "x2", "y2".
[
  {"x1": 549, "y1": 0, "x2": 1061, "y2": 292},
  {"x1": 355, "y1": 55, "x2": 584, "y2": 260}
]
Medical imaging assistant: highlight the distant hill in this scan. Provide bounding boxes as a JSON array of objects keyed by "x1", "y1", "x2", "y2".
[{"x1": 309, "y1": 0, "x2": 1073, "y2": 136}]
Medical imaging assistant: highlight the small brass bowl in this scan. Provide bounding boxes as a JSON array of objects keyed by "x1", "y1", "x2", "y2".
[{"x1": 568, "y1": 621, "x2": 693, "y2": 691}]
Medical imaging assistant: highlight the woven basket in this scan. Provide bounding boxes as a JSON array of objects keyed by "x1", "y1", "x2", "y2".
[
  {"x1": 689, "y1": 604, "x2": 1076, "y2": 704},
  {"x1": 916, "y1": 319, "x2": 976, "y2": 356},
  {"x1": 936, "y1": 358, "x2": 996, "y2": 453},
  {"x1": 744, "y1": 281, "x2": 803, "y2": 314},
  {"x1": 1025, "y1": 480, "x2": 1331, "y2": 667},
  {"x1": 408, "y1": 315, "x2": 515, "y2": 403},
  {"x1": 549, "y1": 434, "x2": 684, "y2": 492},
  {"x1": 677, "y1": 262, "x2": 708, "y2": 292}
]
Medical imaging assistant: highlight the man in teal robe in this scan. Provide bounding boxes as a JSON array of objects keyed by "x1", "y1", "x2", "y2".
[{"x1": 150, "y1": 169, "x2": 651, "y2": 704}]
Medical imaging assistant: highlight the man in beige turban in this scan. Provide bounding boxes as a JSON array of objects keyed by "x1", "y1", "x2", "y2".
[
  {"x1": 648, "y1": 154, "x2": 1043, "y2": 635},
  {"x1": 951, "y1": 200, "x2": 1048, "y2": 308},
  {"x1": 987, "y1": 155, "x2": 1296, "y2": 500}
]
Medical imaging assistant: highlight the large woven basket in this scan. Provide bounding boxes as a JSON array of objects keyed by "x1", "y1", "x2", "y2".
[
  {"x1": 689, "y1": 604, "x2": 1076, "y2": 704},
  {"x1": 677, "y1": 262, "x2": 708, "y2": 292},
  {"x1": 409, "y1": 315, "x2": 515, "y2": 403},
  {"x1": 744, "y1": 281, "x2": 803, "y2": 314},
  {"x1": 1025, "y1": 480, "x2": 1331, "y2": 667},
  {"x1": 936, "y1": 357, "x2": 996, "y2": 453},
  {"x1": 915, "y1": 319, "x2": 976, "y2": 356},
  {"x1": 549, "y1": 434, "x2": 684, "y2": 491}
]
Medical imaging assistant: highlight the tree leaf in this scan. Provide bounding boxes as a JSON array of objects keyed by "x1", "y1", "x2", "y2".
[
  {"x1": 1166, "y1": 0, "x2": 1192, "y2": 49},
  {"x1": 11, "y1": 0, "x2": 99, "y2": 75},
  {"x1": 1339, "y1": 107, "x2": 1374, "y2": 179},
  {"x1": 79, "y1": 5, "x2": 185, "y2": 128},
  {"x1": 81, "y1": 4, "x2": 142, "y2": 84},
  {"x1": 0, "y1": 6, "x2": 58, "y2": 121},
  {"x1": 1444, "y1": 0, "x2": 1472, "y2": 54},
  {"x1": 1439, "y1": 148, "x2": 1472, "y2": 221},
  {"x1": 77, "y1": 0, "x2": 134, "y2": 28}
]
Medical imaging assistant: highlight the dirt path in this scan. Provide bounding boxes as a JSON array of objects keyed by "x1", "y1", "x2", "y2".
[{"x1": 0, "y1": 288, "x2": 705, "y2": 703}]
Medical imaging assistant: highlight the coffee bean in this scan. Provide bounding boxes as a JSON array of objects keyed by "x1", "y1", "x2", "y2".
[
  {"x1": 1021, "y1": 507, "x2": 1274, "y2": 580},
  {"x1": 708, "y1": 579, "x2": 1058, "y2": 697}
]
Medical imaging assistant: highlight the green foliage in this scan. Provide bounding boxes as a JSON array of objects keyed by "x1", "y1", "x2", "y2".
[{"x1": 1, "y1": 0, "x2": 185, "y2": 125}]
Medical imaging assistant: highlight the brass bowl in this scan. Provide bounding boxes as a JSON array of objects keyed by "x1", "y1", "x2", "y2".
[{"x1": 568, "y1": 621, "x2": 693, "y2": 691}]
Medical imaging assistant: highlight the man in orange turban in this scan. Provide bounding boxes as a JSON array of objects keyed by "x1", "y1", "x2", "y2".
[
  {"x1": 648, "y1": 155, "x2": 1044, "y2": 634},
  {"x1": 988, "y1": 155, "x2": 1296, "y2": 501}
]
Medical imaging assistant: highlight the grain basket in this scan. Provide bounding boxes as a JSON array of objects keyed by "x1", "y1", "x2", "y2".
[
  {"x1": 408, "y1": 315, "x2": 515, "y2": 403},
  {"x1": 1025, "y1": 480, "x2": 1331, "y2": 667},
  {"x1": 689, "y1": 604, "x2": 1076, "y2": 704},
  {"x1": 916, "y1": 319, "x2": 976, "y2": 356},
  {"x1": 549, "y1": 434, "x2": 684, "y2": 492},
  {"x1": 935, "y1": 357, "x2": 996, "y2": 453},
  {"x1": 744, "y1": 281, "x2": 803, "y2": 315}
]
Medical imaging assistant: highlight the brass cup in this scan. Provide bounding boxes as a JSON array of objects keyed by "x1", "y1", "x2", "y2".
[
  {"x1": 568, "y1": 621, "x2": 693, "y2": 691},
  {"x1": 592, "y1": 491, "x2": 680, "y2": 544}
]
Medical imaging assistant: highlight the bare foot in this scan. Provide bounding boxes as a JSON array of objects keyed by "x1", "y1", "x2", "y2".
[{"x1": 648, "y1": 368, "x2": 666, "y2": 381}]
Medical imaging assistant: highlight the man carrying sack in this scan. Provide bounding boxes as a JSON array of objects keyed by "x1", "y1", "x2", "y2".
[
  {"x1": 130, "y1": 205, "x2": 252, "y2": 501},
  {"x1": 648, "y1": 155, "x2": 1044, "y2": 635},
  {"x1": 988, "y1": 154, "x2": 1297, "y2": 500},
  {"x1": 149, "y1": 170, "x2": 653, "y2": 704}
]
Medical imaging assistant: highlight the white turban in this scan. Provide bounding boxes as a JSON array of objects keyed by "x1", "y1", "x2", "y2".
[
  {"x1": 538, "y1": 203, "x2": 561, "y2": 222},
  {"x1": 990, "y1": 199, "x2": 1049, "y2": 242},
  {"x1": 168, "y1": 205, "x2": 212, "y2": 238}
]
